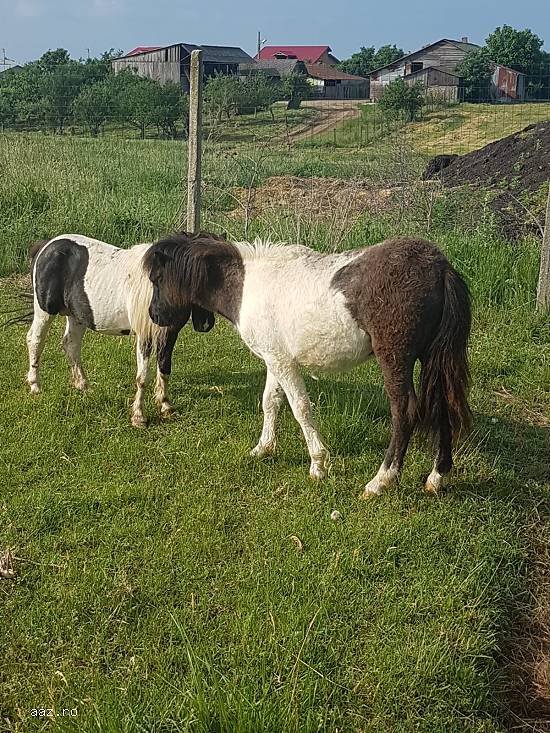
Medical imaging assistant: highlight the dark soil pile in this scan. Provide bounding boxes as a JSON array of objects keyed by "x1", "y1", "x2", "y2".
[{"x1": 425, "y1": 121, "x2": 550, "y2": 238}]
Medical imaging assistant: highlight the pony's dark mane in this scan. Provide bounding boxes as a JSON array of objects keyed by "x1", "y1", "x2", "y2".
[{"x1": 144, "y1": 231, "x2": 237, "y2": 301}]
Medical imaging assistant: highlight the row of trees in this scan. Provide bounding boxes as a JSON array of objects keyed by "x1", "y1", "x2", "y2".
[
  {"x1": 0, "y1": 48, "x2": 310, "y2": 137},
  {"x1": 457, "y1": 26, "x2": 550, "y2": 100}
]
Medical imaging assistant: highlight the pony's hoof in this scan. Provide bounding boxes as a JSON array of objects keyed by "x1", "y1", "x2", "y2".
[
  {"x1": 361, "y1": 479, "x2": 384, "y2": 499},
  {"x1": 250, "y1": 442, "x2": 276, "y2": 458},
  {"x1": 28, "y1": 382, "x2": 40, "y2": 395},
  {"x1": 131, "y1": 414, "x2": 147, "y2": 428},
  {"x1": 309, "y1": 463, "x2": 326, "y2": 481},
  {"x1": 160, "y1": 404, "x2": 174, "y2": 419},
  {"x1": 425, "y1": 471, "x2": 445, "y2": 495},
  {"x1": 73, "y1": 380, "x2": 88, "y2": 391}
]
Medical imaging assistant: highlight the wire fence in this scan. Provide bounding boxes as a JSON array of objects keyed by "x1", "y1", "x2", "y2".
[{"x1": 0, "y1": 72, "x2": 549, "y2": 275}]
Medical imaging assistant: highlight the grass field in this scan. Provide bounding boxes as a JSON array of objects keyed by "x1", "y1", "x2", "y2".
[
  {"x1": 1, "y1": 128, "x2": 549, "y2": 731},
  {"x1": 304, "y1": 101, "x2": 550, "y2": 155}
]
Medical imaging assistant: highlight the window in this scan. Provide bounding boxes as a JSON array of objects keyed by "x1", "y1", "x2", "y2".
[{"x1": 411, "y1": 62, "x2": 423, "y2": 73}]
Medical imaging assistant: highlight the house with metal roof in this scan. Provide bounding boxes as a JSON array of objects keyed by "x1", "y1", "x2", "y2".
[
  {"x1": 369, "y1": 37, "x2": 479, "y2": 100},
  {"x1": 112, "y1": 43, "x2": 253, "y2": 91},
  {"x1": 257, "y1": 46, "x2": 339, "y2": 66},
  {"x1": 369, "y1": 38, "x2": 526, "y2": 102}
]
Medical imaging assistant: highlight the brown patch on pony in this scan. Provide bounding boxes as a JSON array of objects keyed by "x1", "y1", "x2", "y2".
[
  {"x1": 332, "y1": 237, "x2": 471, "y2": 475},
  {"x1": 144, "y1": 231, "x2": 245, "y2": 324}
]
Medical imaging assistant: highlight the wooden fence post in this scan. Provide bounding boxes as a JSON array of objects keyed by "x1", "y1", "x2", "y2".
[
  {"x1": 187, "y1": 49, "x2": 203, "y2": 234},
  {"x1": 536, "y1": 183, "x2": 550, "y2": 312}
]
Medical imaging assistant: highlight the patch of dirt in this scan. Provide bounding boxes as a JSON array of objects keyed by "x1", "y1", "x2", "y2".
[
  {"x1": 425, "y1": 121, "x2": 550, "y2": 238},
  {"x1": 230, "y1": 176, "x2": 393, "y2": 220},
  {"x1": 0, "y1": 274, "x2": 31, "y2": 290},
  {"x1": 504, "y1": 528, "x2": 550, "y2": 732},
  {"x1": 286, "y1": 100, "x2": 364, "y2": 142}
]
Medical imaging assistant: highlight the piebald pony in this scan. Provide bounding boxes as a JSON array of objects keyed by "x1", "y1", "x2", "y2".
[
  {"x1": 144, "y1": 232, "x2": 472, "y2": 496},
  {"x1": 26, "y1": 234, "x2": 214, "y2": 425}
]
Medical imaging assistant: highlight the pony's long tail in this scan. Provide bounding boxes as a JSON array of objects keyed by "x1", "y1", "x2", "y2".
[
  {"x1": 1, "y1": 240, "x2": 48, "y2": 328},
  {"x1": 417, "y1": 264, "x2": 472, "y2": 443}
]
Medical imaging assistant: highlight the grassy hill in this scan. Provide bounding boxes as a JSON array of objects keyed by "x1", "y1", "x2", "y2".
[{"x1": 302, "y1": 101, "x2": 550, "y2": 156}]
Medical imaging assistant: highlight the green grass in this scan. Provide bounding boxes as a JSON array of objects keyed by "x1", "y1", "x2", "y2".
[
  {"x1": 0, "y1": 133, "x2": 402, "y2": 275},
  {"x1": 302, "y1": 101, "x2": 550, "y2": 155},
  {"x1": 1, "y1": 129, "x2": 549, "y2": 732}
]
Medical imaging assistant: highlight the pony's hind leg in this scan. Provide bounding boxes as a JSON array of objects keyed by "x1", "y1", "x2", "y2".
[
  {"x1": 363, "y1": 357, "x2": 416, "y2": 498},
  {"x1": 62, "y1": 317, "x2": 88, "y2": 390},
  {"x1": 251, "y1": 370, "x2": 285, "y2": 457},
  {"x1": 26, "y1": 306, "x2": 53, "y2": 394},
  {"x1": 425, "y1": 412, "x2": 452, "y2": 494},
  {"x1": 132, "y1": 337, "x2": 152, "y2": 427},
  {"x1": 154, "y1": 327, "x2": 180, "y2": 419}
]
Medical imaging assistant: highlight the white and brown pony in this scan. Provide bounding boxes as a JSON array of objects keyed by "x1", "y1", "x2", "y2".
[
  {"x1": 25, "y1": 234, "x2": 215, "y2": 426},
  {"x1": 144, "y1": 232, "x2": 472, "y2": 496}
]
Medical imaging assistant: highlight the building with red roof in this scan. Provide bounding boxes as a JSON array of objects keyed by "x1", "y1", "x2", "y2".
[{"x1": 257, "y1": 45, "x2": 339, "y2": 66}]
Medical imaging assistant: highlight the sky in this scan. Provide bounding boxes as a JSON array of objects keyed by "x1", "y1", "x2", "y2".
[{"x1": 1, "y1": 0, "x2": 549, "y2": 65}]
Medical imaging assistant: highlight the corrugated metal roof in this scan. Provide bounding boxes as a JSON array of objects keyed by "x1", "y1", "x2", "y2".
[
  {"x1": 368, "y1": 38, "x2": 481, "y2": 76},
  {"x1": 120, "y1": 43, "x2": 252, "y2": 64},
  {"x1": 258, "y1": 46, "x2": 331, "y2": 63},
  {"x1": 126, "y1": 46, "x2": 163, "y2": 57},
  {"x1": 304, "y1": 62, "x2": 367, "y2": 81},
  {"x1": 199, "y1": 45, "x2": 253, "y2": 64},
  {"x1": 239, "y1": 59, "x2": 307, "y2": 77}
]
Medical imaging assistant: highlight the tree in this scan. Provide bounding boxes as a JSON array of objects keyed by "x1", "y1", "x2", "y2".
[
  {"x1": 338, "y1": 46, "x2": 376, "y2": 77},
  {"x1": 72, "y1": 79, "x2": 113, "y2": 135},
  {"x1": 372, "y1": 45, "x2": 405, "y2": 70},
  {"x1": 38, "y1": 48, "x2": 71, "y2": 72},
  {"x1": 456, "y1": 48, "x2": 493, "y2": 102},
  {"x1": 150, "y1": 82, "x2": 189, "y2": 138},
  {"x1": 281, "y1": 72, "x2": 310, "y2": 109},
  {"x1": 485, "y1": 25, "x2": 544, "y2": 75},
  {"x1": 205, "y1": 74, "x2": 242, "y2": 120},
  {"x1": 378, "y1": 77, "x2": 423, "y2": 121},
  {"x1": 338, "y1": 44, "x2": 404, "y2": 77},
  {"x1": 40, "y1": 61, "x2": 85, "y2": 132},
  {"x1": 111, "y1": 72, "x2": 160, "y2": 138},
  {"x1": 236, "y1": 73, "x2": 279, "y2": 117}
]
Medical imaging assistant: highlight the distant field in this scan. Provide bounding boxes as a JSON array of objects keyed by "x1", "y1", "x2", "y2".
[
  {"x1": 408, "y1": 101, "x2": 550, "y2": 155},
  {"x1": 302, "y1": 101, "x2": 550, "y2": 156}
]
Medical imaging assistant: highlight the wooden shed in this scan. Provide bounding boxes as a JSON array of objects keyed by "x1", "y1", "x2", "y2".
[
  {"x1": 369, "y1": 38, "x2": 479, "y2": 100},
  {"x1": 112, "y1": 43, "x2": 253, "y2": 91}
]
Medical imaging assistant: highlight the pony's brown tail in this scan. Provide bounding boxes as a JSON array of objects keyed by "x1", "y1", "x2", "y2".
[{"x1": 417, "y1": 264, "x2": 472, "y2": 443}]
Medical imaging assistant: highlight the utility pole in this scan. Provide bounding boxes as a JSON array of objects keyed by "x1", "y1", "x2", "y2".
[
  {"x1": 257, "y1": 31, "x2": 261, "y2": 59},
  {"x1": 536, "y1": 183, "x2": 550, "y2": 312},
  {"x1": 186, "y1": 49, "x2": 203, "y2": 234}
]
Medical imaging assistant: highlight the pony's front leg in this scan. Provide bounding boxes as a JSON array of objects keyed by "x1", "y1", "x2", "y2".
[
  {"x1": 154, "y1": 327, "x2": 181, "y2": 419},
  {"x1": 268, "y1": 362, "x2": 329, "y2": 480},
  {"x1": 251, "y1": 370, "x2": 285, "y2": 457},
  {"x1": 131, "y1": 337, "x2": 152, "y2": 427}
]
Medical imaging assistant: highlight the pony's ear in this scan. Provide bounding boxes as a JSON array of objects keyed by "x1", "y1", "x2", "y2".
[
  {"x1": 148, "y1": 249, "x2": 173, "y2": 281},
  {"x1": 153, "y1": 250, "x2": 172, "y2": 267}
]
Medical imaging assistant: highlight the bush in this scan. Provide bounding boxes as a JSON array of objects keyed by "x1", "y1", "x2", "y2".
[
  {"x1": 281, "y1": 73, "x2": 311, "y2": 110},
  {"x1": 378, "y1": 78, "x2": 423, "y2": 121}
]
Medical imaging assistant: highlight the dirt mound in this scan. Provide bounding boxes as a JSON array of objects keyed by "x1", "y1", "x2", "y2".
[
  {"x1": 426, "y1": 121, "x2": 550, "y2": 237},
  {"x1": 230, "y1": 176, "x2": 392, "y2": 220}
]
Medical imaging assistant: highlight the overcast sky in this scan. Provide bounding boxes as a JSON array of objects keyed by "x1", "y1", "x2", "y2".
[{"x1": 1, "y1": 0, "x2": 548, "y2": 64}]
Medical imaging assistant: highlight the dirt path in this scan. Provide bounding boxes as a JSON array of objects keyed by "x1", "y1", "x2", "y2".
[{"x1": 285, "y1": 99, "x2": 365, "y2": 142}]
